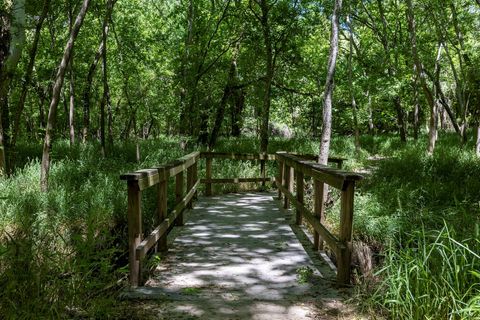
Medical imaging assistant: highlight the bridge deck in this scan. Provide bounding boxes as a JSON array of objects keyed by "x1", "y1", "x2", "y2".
[{"x1": 125, "y1": 192, "x2": 353, "y2": 319}]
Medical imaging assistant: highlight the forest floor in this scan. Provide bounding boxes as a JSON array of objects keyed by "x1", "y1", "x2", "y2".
[{"x1": 119, "y1": 193, "x2": 364, "y2": 320}]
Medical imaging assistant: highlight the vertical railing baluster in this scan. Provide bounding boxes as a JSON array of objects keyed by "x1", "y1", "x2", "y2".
[
  {"x1": 176, "y1": 171, "x2": 184, "y2": 226},
  {"x1": 313, "y1": 180, "x2": 325, "y2": 250},
  {"x1": 157, "y1": 168, "x2": 168, "y2": 252},
  {"x1": 127, "y1": 180, "x2": 142, "y2": 287},
  {"x1": 206, "y1": 157, "x2": 212, "y2": 196},
  {"x1": 337, "y1": 181, "x2": 355, "y2": 285},
  {"x1": 277, "y1": 158, "x2": 284, "y2": 200},
  {"x1": 296, "y1": 170, "x2": 304, "y2": 225}
]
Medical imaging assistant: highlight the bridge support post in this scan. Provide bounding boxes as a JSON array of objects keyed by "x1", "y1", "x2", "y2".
[
  {"x1": 127, "y1": 180, "x2": 142, "y2": 287},
  {"x1": 337, "y1": 181, "x2": 355, "y2": 285},
  {"x1": 283, "y1": 164, "x2": 293, "y2": 209},
  {"x1": 206, "y1": 158, "x2": 212, "y2": 196},
  {"x1": 187, "y1": 165, "x2": 194, "y2": 209},
  {"x1": 296, "y1": 171, "x2": 304, "y2": 225},
  {"x1": 313, "y1": 180, "x2": 325, "y2": 250},
  {"x1": 157, "y1": 173, "x2": 168, "y2": 252},
  {"x1": 176, "y1": 171, "x2": 185, "y2": 226},
  {"x1": 277, "y1": 159, "x2": 284, "y2": 200}
]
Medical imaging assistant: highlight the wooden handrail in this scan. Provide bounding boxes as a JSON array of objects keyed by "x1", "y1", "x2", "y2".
[
  {"x1": 276, "y1": 151, "x2": 363, "y2": 285},
  {"x1": 120, "y1": 150, "x2": 354, "y2": 287}
]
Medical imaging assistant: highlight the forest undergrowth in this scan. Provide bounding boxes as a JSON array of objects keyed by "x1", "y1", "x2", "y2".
[{"x1": 0, "y1": 134, "x2": 479, "y2": 319}]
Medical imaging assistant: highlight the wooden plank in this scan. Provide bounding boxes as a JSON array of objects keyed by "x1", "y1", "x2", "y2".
[
  {"x1": 136, "y1": 220, "x2": 169, "y2": 259},
  {"x1": 206, "y1": 158, "x2": 212, "y2": 196},
  {"x1": 200, "y1": 177, "x2": 275, "y2": 184},
  {"x1": 277, "y1": 183, "x2": 344, "y2": 251},
  {"x1": 193, "y1": 162, "x2": 198, "y2": 200},
  {"x1": 127, "y1": 181, "x2": 142, "y2": 287},
  {"x1": 276, "y1": 153, "x2": 363, "y2": 190},
  {"x1": 313, "y1": 180, "x2": 325, "y2": 250},
  {"x1": 200, "y1": 152, "x2": 275, "y2": 161},
  {"x1": 157, "y1": 179, "x2": 168, "y2": 251},
  {"x1": 260, "y1": 159, "x2": 266, "y2": 187},
  {"x1": 277, "y1": 159, "x2": 284, "y2": 200},
  {"x1": 136, "y1": 179, "x2": 201, "y2": 259},
  {"x1": 296, "y1": 170, "x2": 304, "y2": 225},
  {"x1": 337, "y1": 181, "x2": 355, "y2": 285},
  {"x1": 283, "y1": 165, "x2": 293, "y2": 209},
  {"x1": 187, "y1": 165, "x2": 194, "y2": 209},
  {"x1": 175, "y1": 171, "x2": 184, "y2": 226}
]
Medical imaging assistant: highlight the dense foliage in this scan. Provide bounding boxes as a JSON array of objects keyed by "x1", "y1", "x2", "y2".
[{"x1": 0, "y1": 0, "x2": 479, "y2": 318}]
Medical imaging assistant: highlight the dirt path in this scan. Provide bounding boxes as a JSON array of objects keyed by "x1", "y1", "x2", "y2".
[{"x1": 122, "y1": 193, "x2": 361, "y2": 319}]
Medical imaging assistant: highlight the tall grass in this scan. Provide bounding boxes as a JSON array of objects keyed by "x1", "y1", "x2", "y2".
[{"x1": 368, "y1": 224, "x2": 480, "y2": 319}]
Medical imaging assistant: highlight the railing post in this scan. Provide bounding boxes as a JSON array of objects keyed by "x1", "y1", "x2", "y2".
[
  {"x1": 176, "y1": 171, "x2": 184, "y2": 226},
  {"x1": 193, "y1": 161, "x2": 198, "y2": 200},
  {"x1": 313, "y1": 180, "x2": 325, "y2": 250},
  {"x1": 277, "y1": 158, "x2": 284, "y2": 200},
  {"x1": 283, "y1": 164, "x2": 293, "y2": 209},
  {"x1": 337, "y1": 181, "x2": 355, "y2": 285},
  {"x1": 260, "y1": 153, "x2": 266, "y2": 187},
  {"x1": 127, "y1": 180, "x2": 142, "y2": 287},
  {"x1": 187, "y1": 164, "x2": 194, "y2": 209},
  {"x1": 157, "y1": 172, "x2": 168, "y2": 252},
  {"x1": 206, "y1": 157, "x2": 212, "y2": 196},
  {"x1": 296, "y1": 170, "x2": 304, "y2": 225}
]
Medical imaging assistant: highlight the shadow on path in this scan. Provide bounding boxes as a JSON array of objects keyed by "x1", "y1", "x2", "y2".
[{"x1": 124, "y1": 193, "x2": 356, "y2": 319}]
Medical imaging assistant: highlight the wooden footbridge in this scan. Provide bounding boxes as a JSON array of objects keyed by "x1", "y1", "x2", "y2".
[{"x1": 120, "y1": 151, "x2": 363, "y2": 318}]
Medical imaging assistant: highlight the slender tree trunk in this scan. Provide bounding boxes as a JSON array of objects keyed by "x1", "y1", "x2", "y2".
[
  {"x1": 259, "y1": 0, "x2": 274, "y2": 154},
  {"x1": 412, "y1": 77, "x2": 420, "y2": 140},
  {"x1": 476, "y1": 125, "x2": 480, "y2": 157},
  {"x1": 406, "y1": 0, "x2": 437, "y2": 154},
  {"x1": 0, "y1": 0, "x2": 26, "y2": 174},
  {"x1": 12, "y1": 0, "x2": 50, "y2": 148},
  {"x1": 209, "y1": 41, "x2": 240, "y2": 148},
  {"x1": 319, "y1": 0, "x2": 342, "y2": 164},
  {"x1": 40, "y1": 0, "x2": 91, "y2": 191},
  {"x1": 231, "y1": 88, "x2": 245, "y2": 136},
  {"x1": 347, "y1": 15, "x2": 360, "y2": 153},
  {"x1": 68, "y1": 3, "x2": 75, "y2": 146},
  {"x1": 82, "y1": 40, "x2": 104, "y2": 143}
]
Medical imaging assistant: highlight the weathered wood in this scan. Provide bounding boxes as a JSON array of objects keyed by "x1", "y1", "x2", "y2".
[
  {"x1": 157, "y1": 178, "x2": 168, "y2": 251},
  {"x1": 187, "y1": 164, "x2": 194, "y2": 209},
  {"x1": 127, "y1": 181, "x2": 142, "y2": 287},
  {"x1": 276, "y1": 152, "x2": 362, "y2": 190},
  {"x1": 201, "y1": 152, "x2": 274, "y2": 160},
  {"x1": 337, "y1": 181, "x2": 355, "y2": 285},
  {"x1": 260, "y1": 158, "x2": 266, "y2": 187},
  {"x1": 200, "y1": 177, "x2": 274, "y2": 184},
  {"x1": 283, "y1": 164, "x2": 292, "y2": 209},
  {"x1": 193, "y1": 161, "x2": 198, "y2": 200},
  {"x1": 175, "y1": 171, "x2": 184, "y2": 226},
  {"x1": 277, "y1": 182, "x2": 344, "y2": 251},
  {"x1": 137, "y1": 179, "x2": 201, "y2": 259},
  {"x1": 296, "y1": 170, "x2": 304, "y2": 225},
  {"x1": 313, "y1": 180, "x2": 325, "y2": 250},
  {"x1": 206, "y1": 158, "x2": 212, "y2": 196},
  {"x1": 277, "y1": 159, "x2": 284, "y2": 200}
]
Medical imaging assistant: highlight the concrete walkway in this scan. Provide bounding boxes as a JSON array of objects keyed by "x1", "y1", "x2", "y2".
[{"x1": 126, "y1": 193, "x2": 355, "y2": 319}]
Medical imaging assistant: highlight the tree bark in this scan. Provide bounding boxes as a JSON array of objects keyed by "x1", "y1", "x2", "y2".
[
  {"x1": 40, "y1": 0, "x2": 91, "y2": 191},
  {"x1": 347, "y1": 15, "x2": 360, "y2": 153},
  {"x1": 82, "y1": 40, "x2": 104, "y2": 143},
  {"x1": 259, "y1": 0, "x2": 274, "y2": 154},
  {"x1": 12, "y1": 0, "x2": 50, "y2": 148},
  {"x1": 319, "y1": 0, "x2": 342, "y2": 164},
  {"x1": 68, "y1": 3, "x2": 75, "y2": 146},
  {"x1": 406, "y1": 0, "x2": 437, "y2": 154}
]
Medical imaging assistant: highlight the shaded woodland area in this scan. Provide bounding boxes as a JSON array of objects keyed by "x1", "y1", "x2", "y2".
[{"x1": 0, "y1": 0, "x2": 479, "y2": 319}]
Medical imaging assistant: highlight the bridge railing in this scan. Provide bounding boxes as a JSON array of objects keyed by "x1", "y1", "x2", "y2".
[
  {"x1": 276, "y1": 151, "x2": 363, "y2": 285},
  {"x1": 120, "y1": 150, "x2": 357, "y2": 287},
  {"x1": 120, "y1": 151, "x2": 200, "y2": 287}
]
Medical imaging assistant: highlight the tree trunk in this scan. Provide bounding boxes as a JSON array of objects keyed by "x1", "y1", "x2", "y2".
[
  {"x1": 406, "y1": 0, "x2": 437, "y2": 154},
  {"x1": 347, "y1": 15, "x2": 360, "y2": 153},
  {"x1": 82, "y1": 40, "x2": 104, "y2": 143},
  {"x1": 100, "y1": 0, "x2": 116, "y2": 156},
  {"x1": 476, "y1": 125, "x2": 480, "y2": 157},
  {"x1": 319, "y1": 0, "x2": 342, "y2": 164},
  {"x1": 231, "y1": 88, "x2": 245, "y2": 137},
  {"x1": 209, "y1": 41, "x2": 241, "y2": 148},
  {"x1": 40, "y1": 0, "x2": 91, "y2": 191},
  {"x1": 259, "y1": 0, "x2": 274, "y2": 154},
  {"x1": 12, "y1": 0, "x2": 50, "y2": 148},
  {"x1": 0, "y1": 0, "x2": 26, "y2": 174},
  {"x1": 68, "y1": 3, "x2": 75, "y2": 146},
  {"x1": 412, "y1": 78, "x2": 420, "y2": 140}
]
